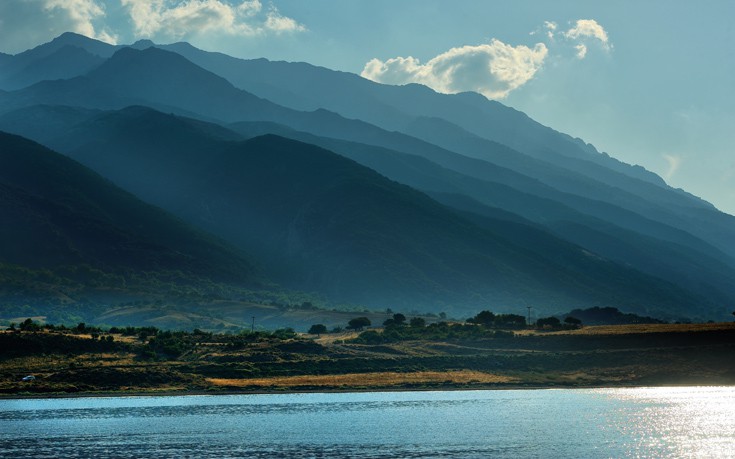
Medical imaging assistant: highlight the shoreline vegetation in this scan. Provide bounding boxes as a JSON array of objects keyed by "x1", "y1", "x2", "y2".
[{"x1": 2, "y1": 320, "x2": 734, "y2": 398}]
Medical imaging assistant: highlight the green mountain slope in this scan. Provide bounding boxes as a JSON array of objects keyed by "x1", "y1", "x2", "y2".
[
  {"x1": 0, "y1": 131, "x2": 260, "y2": 307},
  {"x1": 3, "y1": 104, "x2": 733, "y2": 319},
  {"x1": 21, "y1": 107, "x2": 712, "y2": 317},
  {"x1": 160, "y1": 39, "x2": 735, "y2": 259},
  {"x1": 0, "y1": 37, "x2": 731, "y2": 320},
  {"x1": 226, "y1": 120, "x2": 735, "y2": 311},
  {"x1": 4, "y1": 34, "x2": 731, "y2": 262}
]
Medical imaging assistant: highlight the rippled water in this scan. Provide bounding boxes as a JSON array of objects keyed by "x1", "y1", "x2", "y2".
[{"x1": 1, "y1": 387, "x2": 733, "y2": 458}]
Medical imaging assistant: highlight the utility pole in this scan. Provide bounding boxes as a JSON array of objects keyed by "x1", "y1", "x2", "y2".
[
  {"x1": 251, "y1": 316, "x2": 255, "y2": 333},
  {"x1": 526, "y1": 306, "x2": 532, "y2": 327}
]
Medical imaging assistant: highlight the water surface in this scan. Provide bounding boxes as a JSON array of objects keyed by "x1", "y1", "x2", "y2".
[{"x1": 1, "y1": 387, "x2": 733, "y2": 458}]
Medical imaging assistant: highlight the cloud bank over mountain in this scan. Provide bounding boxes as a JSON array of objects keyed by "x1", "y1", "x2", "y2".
[
  {"x1": 361, "y1": 18, "x2": 612, "y2": 99},
  {"x1": 121, "y1": 0, "x2": 305, "y2": 39},
  {"x1": 361, "y1": 39, "x2": 548, "y2": 99},
  {"x1": 0, "y1": 0, "x2": 304, "y2": 53}
]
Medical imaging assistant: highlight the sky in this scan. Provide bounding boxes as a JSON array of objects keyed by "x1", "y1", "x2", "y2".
[{"x1": 1, "y1": 0, "x2": 734, "y2": 214}]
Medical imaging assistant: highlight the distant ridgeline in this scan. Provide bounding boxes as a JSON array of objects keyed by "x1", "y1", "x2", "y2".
[
  {"x1": 1, "y1": 32, "x2": 735, "y2": 326},
  {"x1": 562, "y1": 307, "x2": 667, "y2": 326}
]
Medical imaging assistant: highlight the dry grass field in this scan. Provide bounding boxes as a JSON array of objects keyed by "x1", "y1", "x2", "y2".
[
  {"x1": 207, "y1": 370, "x2": 517, "y2": 389},
  {"x1": 2, "y1": 322, "x2": 734, "y2": 396},
  {"x1": 514, "y1": 322, "x2": 735, "y2": 336}
]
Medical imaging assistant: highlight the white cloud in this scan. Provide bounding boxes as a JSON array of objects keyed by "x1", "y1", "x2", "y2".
[
  {"x1": 361, "y1": 39, "x2": 548, "y2": 100},
  {"x1": 564, "y1": 19, "x2": 611, "y2": 51},
  {"x1": 264, "y1": 7, "x2": 306, "y2": 33},
  {"x1": 0, "y1": 0, "x2": 301, "y2": 54},
  {"x1": 42, "y1": 0, "x2": 117, "y2": 43},
  {"x1": 120, "y1": 0, "x2": 305, "y2": 40},
  {"x1": 544, "y1": 21, "x2": 557, "y2": 40},
  {"x1": 662, "y1": 153, "x2": 682, "y2": 180},
  {"x1": 237, "y1": 0, "x2": 262, "y2": 16},
  {"x1": 574, "y1": 43, "x2": 587, "y2": 59}
]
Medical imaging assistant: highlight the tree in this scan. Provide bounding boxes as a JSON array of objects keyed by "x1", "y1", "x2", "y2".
[
  {"x1": 19, "y1": 318, "x2": 40, "y2": 332},
  {"x1": 494, "y1": 314, "x2": 527, "y2": 329},
  {"x1": 273, "y1": 328, "x2": 297, "y2": 340},
  {"x1": 564, "y1": 316, "x2": 582, "y2": 327},
  {"x1": 537, "y1": 316, "x2": 562, "y2": 329},
  {"x1": 409, "y1": 317, "x2": 426, "y2": 328},
  {"x1": 384, "y1": 313, "x2": 407, "y2": 327},
  {"x1": 355, "y1": 330, "x2": 383, "y2": 344},
  {"x1": 468, "y1": 310, "x2": 495, "y2": 326},
  {"x1": 347, "y1": 317, "x2": 371, "y2": 330},
  {"x1": 308, "y1": 324, "x2": 327, "y2": 336}
]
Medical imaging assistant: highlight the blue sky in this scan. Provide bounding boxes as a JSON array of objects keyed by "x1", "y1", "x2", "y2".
[{"x1": 1, "y1": 0, "x2": 733, "y2": 214}]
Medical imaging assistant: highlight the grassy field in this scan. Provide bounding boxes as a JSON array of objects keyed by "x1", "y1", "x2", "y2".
[
  {"x1": 207, "y1": 370, "x2": 516, "y2": 389},
  {"x1": 2, "y1": 322, "x2": 734, "y2": 396},
  {"x1": 514, "y1": 322, "x2": 735, "y2": 336}
]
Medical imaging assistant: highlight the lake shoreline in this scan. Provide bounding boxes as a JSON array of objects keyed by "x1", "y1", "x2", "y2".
[{"x1": 3, "y1": 381, "x2": 729, "y2": 400}]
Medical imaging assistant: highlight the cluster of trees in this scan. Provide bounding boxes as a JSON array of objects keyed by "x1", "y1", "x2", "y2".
[
  {"x1": 308, "y1": 313, "x2": 431, "y2": 337},
  {"x1": 466, "y1": 311, "x2": 526, "y2": 329},
  {"x1": 536, "y1": 316, "x2": 582, "y2": 330},
  {"x1": 308, "y1": 309, "x2": 538, "y2": 339},
  {"x1": 4, "y1": 318, "x2": 301, "y2": 360},
  {"x1": 0, "y1": 328, "x2": 126, "y2": 358},
  {"x1": 563, "y1": 307, "x2": 662, "y2": 325},
  {"x1": 7, "y1": 319, "x2": 114, "y2": 340},
  {"x1": 352, "y1": 321, "x2": 514, "y2": 344},
  {"x1": 382, "y1": 313, "x2": 427, "y2": 328},
  {"x1": 327, "y1": 309, "x2": 585, "y2": 343},
  {"x1": 307, "y1": 316, "x2": 374, "y2": 336},
  {"x1": 141, "y1": 327, "x2": 297, "y2": 359},
  {"x1": 465, "y1": 310, "x2": 583, "y2": 330}
]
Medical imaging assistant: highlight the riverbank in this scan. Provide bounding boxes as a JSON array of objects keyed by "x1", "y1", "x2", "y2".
[{"x1": 2, "y1": 323, "x2": 734, "y2": 397}]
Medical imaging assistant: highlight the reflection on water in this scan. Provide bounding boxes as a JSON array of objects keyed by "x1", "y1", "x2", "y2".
[
  {"x1": 593, "y1": 387, "x2": 735, "y2": 458},
  {"x1": 1, "y1": 387, "x2": 733, "y2": 458}
]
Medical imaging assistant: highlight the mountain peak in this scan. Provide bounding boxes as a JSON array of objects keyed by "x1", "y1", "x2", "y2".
[
  {"x1": 23, "y1": 31, "x2": 118, "y2": 59},
  {"x1": 131, "y1": 39, "x2": 156, "y2": 50},
  {"x1": 54, "y1": 31, "x2": 88, "y2": 41},
  {"x1": 49, "y1": 31, "x2": 111, "y2": 49}
]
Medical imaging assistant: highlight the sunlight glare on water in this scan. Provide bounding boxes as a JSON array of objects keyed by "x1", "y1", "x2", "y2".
[{"x1": 593, "y1": 387, "x2": 735, "y2": 458}]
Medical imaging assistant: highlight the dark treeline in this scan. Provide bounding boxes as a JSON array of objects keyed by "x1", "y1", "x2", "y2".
[
  {"x1": 349, "y1": 311, "x2": 522, "y2": 344},
  {"x1": 3, "y1": 319, "x2": 299, "y2": 360},
  {"x1": 563, "y1": 307, "x2": 666, "y2": 325}
]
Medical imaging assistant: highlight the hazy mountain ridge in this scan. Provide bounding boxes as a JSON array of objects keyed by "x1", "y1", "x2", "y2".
[
  {"x1": 223, "y1": 120, "x2": 735, "y2": 310},
  {"x1": 0, "y1": 45, "x2": 104, "y2": 91},
  {"x1": 162, "y1": 41, "x2": 670, "y2": 189},
  {"x1": 0, "y1": 131, "x2": 259, "y2": 289},
  {"x1": 5, "y1": 103, "x2": 729, "y2": 312},
  {"x1": 3, "y1": 106, "x2": 711, "y2": 318},
  {"x1": 160, "y1": 40, "x2": 735, "y2": 257},
  {"x1": 0, "y1": 33, "x2": 733, "y2": 322}
]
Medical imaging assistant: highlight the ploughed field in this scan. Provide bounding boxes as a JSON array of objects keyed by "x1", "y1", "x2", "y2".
[{"x1": 2, "y1": 322, "x2": 734, "y2": 395}]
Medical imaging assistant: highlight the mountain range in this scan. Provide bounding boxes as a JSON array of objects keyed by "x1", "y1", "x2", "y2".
[{"x1": 1, "y1": 32, "x2": 733, "y2": 324}]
